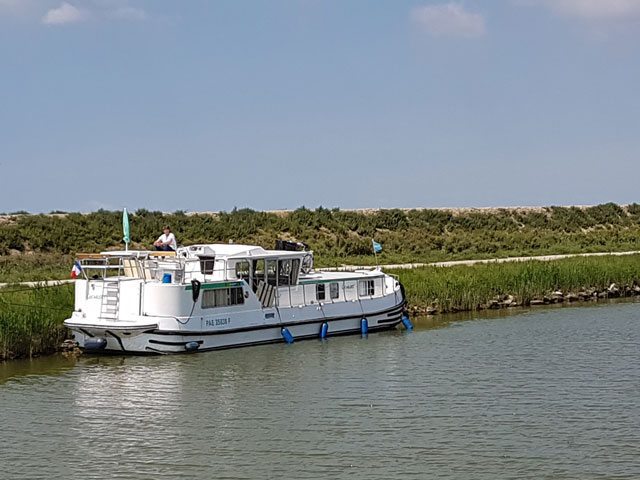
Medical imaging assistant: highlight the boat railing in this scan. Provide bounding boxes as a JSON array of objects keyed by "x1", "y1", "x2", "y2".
[
  {"x1": 275, "y1": 275, "x2": 392, "y2": 309},
  {"x1": 76, "y1": 253, "x2": 244, "y2": 285},
  {"x1": 75, "y1": 253, "x2": 400, "y2": 309},
  {"x1": 76, "y1": 254, "x2": 127, "y2": 280}
]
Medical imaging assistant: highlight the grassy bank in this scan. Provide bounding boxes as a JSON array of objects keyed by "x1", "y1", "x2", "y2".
[
  {"x1": 392, "y1": 254, "x2": 640, "y2": 313},
  {"x1": 0, "y1": 284, "x2": 74, "y2": 360},
  {"x1": 3, "y1": 204, "x2": 640, "y2": 282},
  {"x1": 0, "y1": 254, "x2": 74, "y2": 283},
  {"x1": 2, "y1": 254, "x2": 640, "y2": 360}
]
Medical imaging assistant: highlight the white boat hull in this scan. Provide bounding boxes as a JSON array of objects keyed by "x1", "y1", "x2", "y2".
[
  {"x1": 64, "y1": 243, "x2": 408, "y2": 355},
  {"x1": 66, "y1": 302, "x2": 405, "y2": 354}
]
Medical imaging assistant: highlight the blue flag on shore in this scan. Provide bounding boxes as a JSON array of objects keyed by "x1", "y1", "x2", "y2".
[{"x1": 372, "y1": 239, "x2": 382, "y2": 253}]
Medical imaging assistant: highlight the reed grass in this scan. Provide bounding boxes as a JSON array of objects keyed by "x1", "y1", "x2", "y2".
[
  {"x1": 2, "y1": 254, "x2": 639, "y2": 360},
  {"x1": 391, "y1": 255, "x2": 640, "y2": 312},
  {"x1": 0, "y1": 254, "x2": 74, "y2": 283},
  {"x1": 0, "y1": 284, "x2": 74, "y2": 360}
]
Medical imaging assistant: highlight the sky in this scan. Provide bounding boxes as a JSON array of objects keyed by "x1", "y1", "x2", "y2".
[{"x1": 1, "y1": 0, "x2": 639, "y2": 213}]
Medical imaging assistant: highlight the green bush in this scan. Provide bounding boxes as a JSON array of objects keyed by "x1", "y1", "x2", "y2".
[{"x1": 2, "y1": 204, "x2": 640, "y2": 280}]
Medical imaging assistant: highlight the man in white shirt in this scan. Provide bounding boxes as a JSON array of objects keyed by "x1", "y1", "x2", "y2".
[{"x1": 153, "y1": 225, "x2": 177, "y2": 251}]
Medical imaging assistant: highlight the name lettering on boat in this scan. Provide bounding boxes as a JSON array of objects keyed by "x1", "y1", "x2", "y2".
[{"x1": 205, "y1": 317, "x2": 231, "y2": 327}]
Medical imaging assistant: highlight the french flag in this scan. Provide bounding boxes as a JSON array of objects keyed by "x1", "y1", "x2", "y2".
[{"x1": 70, "y1": 261, "x2": 82, "y2": 279}]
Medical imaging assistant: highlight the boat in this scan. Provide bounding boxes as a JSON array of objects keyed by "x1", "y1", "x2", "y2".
[{"x1": 63, "y1": 241, "x2": 409, "y2": 354}]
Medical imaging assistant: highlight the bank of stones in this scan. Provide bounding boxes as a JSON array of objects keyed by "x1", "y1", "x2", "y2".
[{"x1": 410, "y1": 283, "x2": 640, "y2": 316}]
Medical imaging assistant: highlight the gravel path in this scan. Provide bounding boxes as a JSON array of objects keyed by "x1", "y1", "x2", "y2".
[
  {"x1": 0, "y1": 279, "x2": 75, "y2": 288},
  {"x1": 319, "y1": 251, "x2": 640, "y2": 271}
]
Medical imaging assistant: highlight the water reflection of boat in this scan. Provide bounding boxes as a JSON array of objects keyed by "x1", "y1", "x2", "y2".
[
  {"x1": 68, "y1": 357, "x2": 187, "y2": 471},
  {"x1": 64, "y1": 242, "x2": 408, "y2": 354},
  {"x1": 71, "y1": 358, "x2": 183, "y2": 420}
]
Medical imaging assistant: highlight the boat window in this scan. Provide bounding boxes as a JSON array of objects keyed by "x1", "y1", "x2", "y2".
[
  {"x1": 278, "y1": 259, "x2": 300, "y2": 286},
  {"x1": 278, "y1": 259, "x2": 291, "y2": 285},
  {"x1": 199, "y1": 256, "x2": 215, "y2": 275},
  {"x1": 251, "y1": 259, "x2": 265, "y2": 292},
  {"x1": 330, "y1": 282, "x2": 339, "y2": 299},
  {"x1": 316, "y1": 283, "x2": 326, "y2": 301},
  {"x1": 291, "y1": 258, "x2": 300, "y2": 285},
  {"x1": 201, "y1": 287, "x2": 244, "y2": 308},
  {"x1": 358, "y1": 279, "x2": 375, "y2": 297},
  {"x1": 235, "y1": 260, "x2": 250, "y2": 283},
  {"x1": 230, "y1": 287, "x2": 244, "y2": 305},
  {"x1": 266, "y1": 260, "x2": 278, "y2": 287}
]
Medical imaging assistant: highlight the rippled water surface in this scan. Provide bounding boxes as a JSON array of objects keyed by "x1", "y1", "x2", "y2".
[{"x1": 2, "y1": 302, "x2": 640, "y2": 479}]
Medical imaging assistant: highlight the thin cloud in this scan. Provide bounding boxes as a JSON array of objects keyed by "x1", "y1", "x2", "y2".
[
  {"x1": 411, "y1": 3, "x2": 486, "y2": 38},
  {"x1": 519, "y1": 0, "x2": 640, "y2": 19},
  {"x1": 42, "y1": 2, "x2": 86, "y2": 24},
  {"x1": 0, "y1": 0, "x2": 151, "y2": 25},
  {"x1": 110, "y1": 6, "x2": 147, "y2": 21}
]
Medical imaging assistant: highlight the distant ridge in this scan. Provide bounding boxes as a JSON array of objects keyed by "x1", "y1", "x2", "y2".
[
  {"x1": 0, "y1": 204, "x2": 634, "y2": 219},
  {"x1": 187, "y1": 204, "x2": 619, "y2": 217}
]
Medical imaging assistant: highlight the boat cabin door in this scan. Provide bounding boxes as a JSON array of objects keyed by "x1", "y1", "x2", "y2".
[{"x1": 251, "y1": 259, "x2": 264, "y2": 292}]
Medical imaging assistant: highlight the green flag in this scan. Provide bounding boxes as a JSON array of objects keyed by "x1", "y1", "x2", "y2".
[{"x1": 123, "y1": 208, "x2": 130, "y2": 246}]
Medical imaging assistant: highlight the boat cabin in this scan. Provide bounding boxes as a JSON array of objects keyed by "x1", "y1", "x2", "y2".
[
  {"x1": 178, "y1": 244, "x2": 310, "y2": 290},
  {"x1": 75, "y1": 244, "x2": 312, "y2": 291}
]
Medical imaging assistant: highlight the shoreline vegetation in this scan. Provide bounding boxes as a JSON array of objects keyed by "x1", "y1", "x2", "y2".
[
  {"x1": 4, "y1": 202, "x2": 640, "y2": 280},
  {"x1": 3, "y1": 255, "x2": 640, "y2": 361},
  {"x1": 391, "y1": 255, "x2": 640, "y2": 314},
  {"x1": 0, "y1": 284, "x2": 73, "y2": 361},
  {"x1": 3, "y1": 203, "x2": 640, "y2": 360}
]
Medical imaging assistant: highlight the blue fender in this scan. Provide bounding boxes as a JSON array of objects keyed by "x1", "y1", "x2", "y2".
[
  {"x1": 361, "y1": 318, "x2": 368, "y2": 335},
  {"x1": 319, "y1": 322, "x2": 329, "y2": 339},
  {"x1": 84, "y1": 338, "x2": 107, "y2": 350},
  {"x1": 401, "y1": 316, "x2": 413, "y2": 330},
  {"x1": 281, "y1": 328, "x2": 294, "y2": 344}
]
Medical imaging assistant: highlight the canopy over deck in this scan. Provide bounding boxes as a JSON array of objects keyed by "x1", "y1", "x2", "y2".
[
  {"x1": 180, "y1": 244, "x2": 310, "y2": 260},
  {"x1": 77, "y1": 251, "x2": 176, "y2": 259}
]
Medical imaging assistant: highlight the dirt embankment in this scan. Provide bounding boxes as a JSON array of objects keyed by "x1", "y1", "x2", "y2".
[{"x1": 0, "y1": 205, "x2": 617, "y2": 219}]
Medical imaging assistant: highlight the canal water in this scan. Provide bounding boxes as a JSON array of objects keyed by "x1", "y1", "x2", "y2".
[{"x1": 1, "y1": 301, "x2": 639, "y2": 479}]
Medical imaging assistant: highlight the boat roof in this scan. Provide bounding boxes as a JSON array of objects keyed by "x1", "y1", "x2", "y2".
[
  {"x1": 300, "y1": 269, "x2": 384, "y2": 282},
  {"x1": 83, "y1": 244, "x2": 307, "y2": 260},
  {"x1": 180, "y1": 244, "x2": 309, "y2": 259},
  {"x1": 85, "y1": 250, "x2": 175, "y2": 258}
]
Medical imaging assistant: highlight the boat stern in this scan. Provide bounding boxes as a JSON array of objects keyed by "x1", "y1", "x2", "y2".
[{"x1": 64, "y1": 314, "x2": 158, "y2": 353}]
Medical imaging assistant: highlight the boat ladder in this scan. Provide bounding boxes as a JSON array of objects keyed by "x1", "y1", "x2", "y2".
[{"x1": 99, "y1": 280, "x2": 120, "y2": 320}]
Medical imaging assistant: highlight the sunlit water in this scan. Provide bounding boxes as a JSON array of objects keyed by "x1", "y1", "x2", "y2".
[{"x1": 1, "y1": 301, "x2": 639, "y2": 479}]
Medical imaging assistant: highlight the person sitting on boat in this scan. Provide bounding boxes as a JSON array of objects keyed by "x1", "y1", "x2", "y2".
[{"x1": 153, "y1": 226, "x2": 177, "y2": 252}]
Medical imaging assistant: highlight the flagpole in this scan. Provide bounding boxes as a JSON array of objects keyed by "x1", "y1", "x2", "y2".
[
  {"x1": 123, "y1": 208, "x2": 130, "y2": 252},
  {"x1": 372, "y1": 239, "x2": 379, "y2": 269}
]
